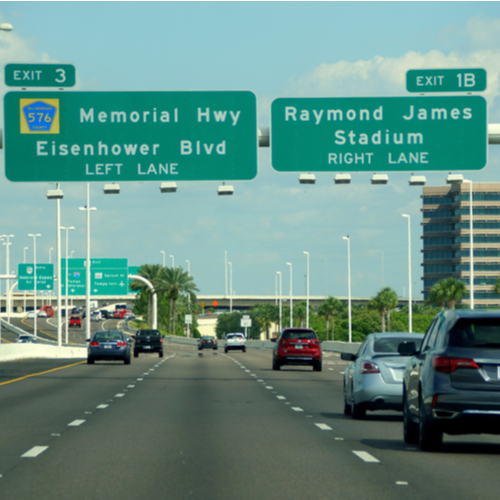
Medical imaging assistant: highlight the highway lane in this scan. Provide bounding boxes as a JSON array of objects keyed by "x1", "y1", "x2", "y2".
[{"x1": 1, "y1": 343, "x2": 500, "y2": 498}]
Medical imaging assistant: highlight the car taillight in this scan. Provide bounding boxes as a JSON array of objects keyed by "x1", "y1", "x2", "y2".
[
  {"x1": 116, "y1": 341, "x2": 127, "y2": 347},
  {"x1": 90, "y1": 341, "x2": 99, "y2": 347},
  {"x1": 432, "y1": 356, "x2": 480, "y2": 373},
  {"x1": 159, "y1": 338, "x2": 162, "y2": 343},
  {"x1": 361, "y1": 361, "x2": 380, "y2": 374}
]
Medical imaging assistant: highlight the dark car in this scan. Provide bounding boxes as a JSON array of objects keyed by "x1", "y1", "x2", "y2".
[
  {"x1": 400, "y1": 310, "x2": 500, "y2": 451},
  {"x1": 272, "y1": 327, "x2": 322, "y2": 371},
  {"x1": 198, "y1": 336, "x2": 218, "y2": 350},
  {"x1": 87, "y1": 330, "x2": 131, "y2": 365},
  {"x1": 342, "y1": 332, "x2": 424, "y2": 419}
]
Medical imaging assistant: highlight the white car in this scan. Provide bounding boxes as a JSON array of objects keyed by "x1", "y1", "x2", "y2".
[
  {"x1": 225, "y1": 333, "x2": 246, "y2": 353},
  {"x1": 17, "y1": 334, "x2": 37, "y2": 343},
  {"x1": 26, "y1": 310, "x2": 47, "y2": 319}
]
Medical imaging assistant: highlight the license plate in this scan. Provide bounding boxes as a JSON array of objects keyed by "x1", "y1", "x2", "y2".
[
  {"x1": 497, "y1": 366, "x2": 500, "y2": 379},
  {"x1": 295, "y1": 345, "x2": 303, "y2": 349},
  {"x1": 144, "y1": 346, "x2": 151, "y2": 349},
  {"x1": 104, "y1": 345, "x2": 113, "y2": 349}
]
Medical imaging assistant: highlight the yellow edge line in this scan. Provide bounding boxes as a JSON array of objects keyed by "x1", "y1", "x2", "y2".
[
  {"x1": 19, "y1": 318, "x2": 81, "y2": 344},
  {"x1": 0, "y1": 360, "x2": 86, "y2": 387}
]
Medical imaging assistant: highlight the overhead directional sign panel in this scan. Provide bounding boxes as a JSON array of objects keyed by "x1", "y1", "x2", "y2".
[
  {"x1": 271, "y1": 96, "x2": 487, "y2": 172},
  {"x1": 406, "y1": 69, "x2": 487, "y2": 93},
  {"x1": 4, "y1": 90, "x2": 257, "y2": 182},
  {"x1": 18, "y1": 263, "x2": 54, "y2": 290},
  {"x1": 61, "y1": 258, "x2": 128, "y2": 296},
  {"x1": 5, "y1": 63, "x2": 76, "y2": 87}
]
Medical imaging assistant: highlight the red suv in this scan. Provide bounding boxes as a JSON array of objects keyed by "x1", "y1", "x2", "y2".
[
  {"x1": 69, "y1": 315, "x2": 82, "y2": 327},
  {"x1": 272, "y1": 328, "x2": 322, "y2": 371}
]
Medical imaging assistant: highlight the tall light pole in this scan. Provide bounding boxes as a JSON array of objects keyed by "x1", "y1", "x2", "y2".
[
  {"x1": 402, "y1": 214, "x2": 412, "y2": 333},
  {"x1": 1, "y1": 235, "x2": 14, "y2": 322},
  {"x1": 276, "y1": 271, "x2": 282, "y2": 334},
  {"x1": 228, "y1": 261, "x2": 233, "y2": 312},
  {"x1": 170, "y1": 255, "x2": 174, "y2": 268},
  {"x1": 161, "y1": 251, "x2": 165, "y2": 267},
  {"x1": 61, "y1": 226, "x2": 75, "y2": 343},
  {"x1": 186, "y1": 259, "x2": 191, "y2": 337},
  {"x1": 28, "y1": 233, "x2": 41, "y2": 338},
  {"x1": 23, "y1": 246, "x2": 28, "y2": 313},
  {"x1": 343, "y1": 236, "x2": 352, "y2": 343},
  {"x1": 225, "y1": 251, "x2": 228, "y2": 298},
  {"x1": 79, "y1": 184, "x2": 97, "y2": 341},
  {"x1": 303, "y1": 251, "x2": 310, "y2": 328},
  {"x1": 287, "y1": 262, "x2": 293, "y2": 327},
  {"x1": 463, "y1": 180, "x2": 474, "y2": 309},
  {"x1": 49, "y1": 247, "x2": 54, "y2": 264}
]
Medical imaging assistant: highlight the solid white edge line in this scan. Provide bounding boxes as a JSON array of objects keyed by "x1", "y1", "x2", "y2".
[
  {"x1": 21, "y1": 446, "x2": 49, "y2": 458},
  {"x1": 352, "y1": 450, "x2": 380, "y2": 463}
]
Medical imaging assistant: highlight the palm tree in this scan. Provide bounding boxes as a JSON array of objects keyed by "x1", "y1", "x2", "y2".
[
  {"x1": 369, "y1": 287, "x2": 398, "y2": 332},
  {"x1": 251, "y1": 303, "x2": 275, "y2": 340},
  {"x1": 440, "y1": 277, "x2": 467, "y2": 310},
  {"x1": 494, "y1": 277, "x2": 500, "y2": 296},
  {"x1": 129, "y1": 264, "x2": 163, "y2": 327},
  {"x1": 156, "y1": 266, "x2": 198, "y2": 335},
  {"x1": 428, "y1": 281, "x2": 446, "y2": 310},
  {"x1": 318, "y1": 296, "x2": 343, "y2": 340}
]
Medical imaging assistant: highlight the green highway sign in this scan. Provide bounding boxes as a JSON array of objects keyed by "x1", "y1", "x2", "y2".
[
  {"x1": 271, "y1": 96, "x2": 487, "y2": 172},
  {"x1": 4, "y1": 90, "x2": 257, "y2": 182},
  {"x1": 61, "y1": 258, "x2": 128, "y2": 296},
  {"x1": 406, "y1": 69, "x2": 486, "y2": 93},
  {"x1": 18, "y1": 263, "x2": 54, "y2": 290},
  {"x1": 5, "y1": 63, "x2": 76, "y2": 87}
]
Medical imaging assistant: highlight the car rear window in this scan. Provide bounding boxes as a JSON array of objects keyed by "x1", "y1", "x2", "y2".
[
  {"x1": 281, "y1": 330, "x2": 317, "y2": 340},
  {"x1": 448, "y1": 318, "x2": 500, "y2": 348},
  {"x1": 374, "y1": 337, "x2": 423, "y2": 353},
  {"x1": 138, "y1": 330, "x2": 160, "y2": 336},
  {"x1": 94, "y1": 332, "x2": 123, "y2": 341}
]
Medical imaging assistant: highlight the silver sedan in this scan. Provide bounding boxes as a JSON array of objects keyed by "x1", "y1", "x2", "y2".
[{"x1": 342, "y1": 332, "x2": 424, "y2": 419}]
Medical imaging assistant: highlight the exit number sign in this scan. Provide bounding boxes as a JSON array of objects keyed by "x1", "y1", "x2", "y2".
[{"x1": 406, "y1": 69, "x2": 486, "y2": 93}]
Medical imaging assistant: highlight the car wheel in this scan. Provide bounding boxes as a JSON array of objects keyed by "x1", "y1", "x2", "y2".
[
  {"x1": 403, "y1": 393, "x2": 419, "y2": 444},
  {"x1": 124, "y1": 357, "x2": 131, "y2": 365},
  {"x1": 159, "y1": 351, "x2": 163, "y2": 358},
  {"x1": 313, "y1": 360, "x2": 322, "y2": 372},
  {"x1": 134, "y1": 351, "x2": 139, "y2": 358},
  {"x1": 344, "y1": 395, "x2": 352, "y2": 416},
  {"x1": 224, "y1": 347, "x2": 228, "y2": 353},
  {"x1": 418, "y1": 394, "x2": 442, "y2": 451},
  {"x1": 351, "y1": 401, "x2": 366, "y2": 419},
  {"x1": 242, "y1": 347, "x2": 246, "y2": 352},
  {"x1": 272, "y1": 357, "x2": 281, "y2": 371},
  {"x1": 87, "y1": 357, "x2": 94, "y2": 365}
]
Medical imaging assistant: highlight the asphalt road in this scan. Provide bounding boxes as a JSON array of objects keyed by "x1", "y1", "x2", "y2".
[{"x1": 1, "y1": 343, "x2": 500, "y2": 499}]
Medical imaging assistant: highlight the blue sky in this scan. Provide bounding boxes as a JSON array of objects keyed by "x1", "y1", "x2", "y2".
[{"x1": 1, "y1": 2, "x2": 500, "y2": 300}]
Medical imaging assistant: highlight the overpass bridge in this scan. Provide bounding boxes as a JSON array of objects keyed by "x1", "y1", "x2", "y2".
[{"x1": 3, "y1": 293, "x2": 424, "y2": 313}]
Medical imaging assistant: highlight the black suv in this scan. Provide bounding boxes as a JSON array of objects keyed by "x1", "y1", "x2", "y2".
[{"x1": 400, "y1": 310, "x2": 500, "y2": 451}]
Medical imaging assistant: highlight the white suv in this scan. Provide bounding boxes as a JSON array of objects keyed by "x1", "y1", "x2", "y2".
[{"x1": 225, "y1": 333, "x2": 246, "y2": 353}]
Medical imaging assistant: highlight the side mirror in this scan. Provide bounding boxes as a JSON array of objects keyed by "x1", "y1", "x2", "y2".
[
  {"x1": 85, "y1": 338, "x2": 90, "y2": 343},
  {"x1": 271, "y1": 338, "x2": 277, "y2": 343},
  {"x1": 398, "y1": 341, "x2": 417, "y2": 356},
  {"x1": 341, "y1": 352, "x2": 356, "y2": 361}
]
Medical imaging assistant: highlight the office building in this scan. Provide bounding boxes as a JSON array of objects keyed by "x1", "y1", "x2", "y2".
[{"x1": 422, "y1": 182, "x2": 500, "y2": 308}]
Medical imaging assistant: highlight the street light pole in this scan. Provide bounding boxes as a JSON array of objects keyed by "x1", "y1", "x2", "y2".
[
  {"x1": 463, "y1": 180, "x2": 474, "y2": 309},
  {"x1": 287, "y1": 262, "x2": 293, "y2": 327},
  {"x1": 79, "y1": 183, "x2": 96, "y2": 341},
  {"x1": 170, "y1": 255, "x2": 174, "y2": 268},
  {"x1": 276, "y1": 271, "x2": 282, "y2": 333},
  {"x1": 61, "y1": 226, "x2": 75, "y2": 343},
  {"x1": 1, "y1": 235, "x2": 14, "y2": 323},
  {"x1": 343, "y1": 236, "x2": 352, "y2": 343},
  {"x1": 186, "y1": 259, "x2": 191, "y2": 338},
  {"x1": 28, "y1": 233, "x2": 41, "y2": 338},
  {"x1": 228, "y1": 261, "x2": 233, "y2": 312},
  {"x1": 303, "y1": 251, "x2": 309, "y2": 328},
  {"x1": 402, "y1": 214, "x2": 412, "y2": 333},
  {"x1": 161, "y1": 250, "x2": 165, "y2": 267}
]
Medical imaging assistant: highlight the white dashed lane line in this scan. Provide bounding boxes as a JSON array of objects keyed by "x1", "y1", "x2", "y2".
[
  {"x1": 96, "y1": 404, "x2": 108, "y2": 409},
  {"x1": 352, "y1": 451, "x2": 380, "y2": 463},
  {"x1": 115, "y1": 393, "x2": 125, "y2": 398},
  {"x1": 21, "y1": 446, "x2": 49, "y2": 458},
  {"x1": 291, "y1": 407, "x2": 304, "y2": 412},
  {"x1": 68, "y1": 419, "x2": 86, "y2": 427},
  {"x1": 276, "y1": 395, "x2": 286, "y2": 400},
  {"x1": 315, "y1": 423, "x2": 333, "y2": 431}
]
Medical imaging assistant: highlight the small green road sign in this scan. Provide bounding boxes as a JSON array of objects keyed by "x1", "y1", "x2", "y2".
[
  {"x1": 271, "y1": 95, "x2": 487, "y2": 173},
  {"x1": 5, "y1": 64, "x2": 76, "y2": 87},
  {"x1": 61, "y1": 258, "x2": 128, "y2": 296},
  {"x1": 4, "y1": 90, "x2": 257, "y2": 182},
  {"x1": 18, "y1": 263, "x2": 54, "y2": 290},
  {"x1": 406, "y1": 69, "x2": 487, "y2": 93}
]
